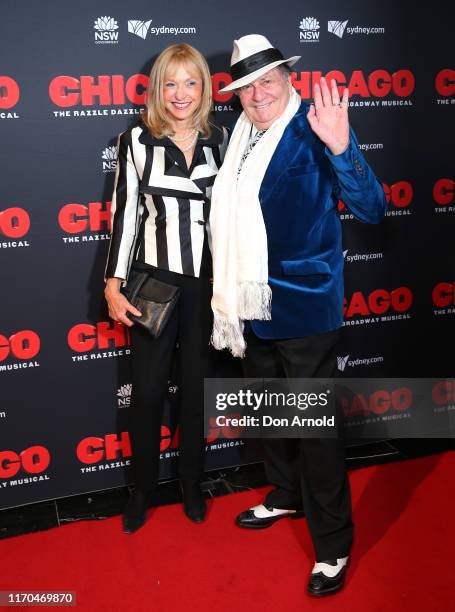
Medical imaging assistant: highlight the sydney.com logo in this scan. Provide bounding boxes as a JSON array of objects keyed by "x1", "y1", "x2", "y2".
[{"x1": 127, "y1": 19, "x2": 197, "y2": 38}]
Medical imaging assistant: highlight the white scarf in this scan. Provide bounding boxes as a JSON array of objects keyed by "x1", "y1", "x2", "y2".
[{"x1": 210, "y1": 88, "x2": 301, "y2": 357}]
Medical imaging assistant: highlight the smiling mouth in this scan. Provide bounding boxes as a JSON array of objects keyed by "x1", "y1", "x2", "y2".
[
  {"x1": 254, "y1": 102, "x2": 273, "y2": 110},
  {"x1": 172, "y1": 101, "x2": 192, "y2": 109}
]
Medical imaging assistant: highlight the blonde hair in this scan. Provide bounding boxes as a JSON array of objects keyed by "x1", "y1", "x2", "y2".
[{"x1": 141, "y1": 43, "x2": 213, "y2": 139}]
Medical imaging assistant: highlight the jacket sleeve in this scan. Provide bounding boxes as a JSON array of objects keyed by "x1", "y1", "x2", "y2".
[
  {"x1": 325, "y1": 127, "x2": 387, "y2": 224},
  {"x1": 104, "y1": 130, "x2": 142, "y2": 282}
]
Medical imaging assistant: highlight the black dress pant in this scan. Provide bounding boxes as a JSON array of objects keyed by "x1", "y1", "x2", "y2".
[
  {"x1": 128, "y1": 264, "x2": 212, "y2": 492},
  {"x1": 242, "y1": 329, "x2": 354, "y2": 560}
]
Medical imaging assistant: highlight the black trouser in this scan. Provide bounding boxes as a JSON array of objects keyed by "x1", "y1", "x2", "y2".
[
  {"x1": 242, "y1": 329, "x2": 354, "y2": 561},
  {"x1": 128, "y1": 264, "x2": 212, "y2": 492}
]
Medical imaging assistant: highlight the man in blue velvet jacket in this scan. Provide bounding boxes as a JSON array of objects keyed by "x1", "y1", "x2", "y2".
[{"x1": 212, "y1": 35, "x2": 386, "y2": 597}]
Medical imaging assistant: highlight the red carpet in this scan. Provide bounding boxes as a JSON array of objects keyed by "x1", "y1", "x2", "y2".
[{"x1": 1, "y1": 452, "x2": 454, "y2": 611}]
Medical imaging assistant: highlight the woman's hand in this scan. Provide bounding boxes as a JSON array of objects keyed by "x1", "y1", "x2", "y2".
[
  {"x1": 307, "y1": 77, "x2": 350, "y2": 156},
  {"x1": 104, "y1": 277, "x2": 142, "y2": 327}
]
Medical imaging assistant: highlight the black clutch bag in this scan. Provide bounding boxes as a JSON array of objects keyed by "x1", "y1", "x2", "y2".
[{"x1": 121, "y1": 269, "x2": 180, "y2": 338}]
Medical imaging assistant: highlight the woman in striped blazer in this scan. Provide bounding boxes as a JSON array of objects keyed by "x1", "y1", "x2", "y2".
[{"x1": 104, "y1": 44, "x2": 228, "y2": 533}]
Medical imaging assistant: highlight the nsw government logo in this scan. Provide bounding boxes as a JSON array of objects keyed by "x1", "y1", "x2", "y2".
[
  {"x1": 299, "y1": 17, "x2": 320, "y2": 43},
  {"x1": 102, "y1": 146, "x2": 118, "y2": 173},
  {"x1": 128, "y1": 20, "x2": 153, "y2": 39},
  {"x1": 94, "y1": 16, "x2": 119, "y2": 45},
  {"x1": 117, "y1": 384, "x2": 132, "y2": 408}
]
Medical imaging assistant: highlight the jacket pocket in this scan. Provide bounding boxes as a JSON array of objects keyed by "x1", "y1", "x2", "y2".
[
  {"x1": 281, "y1": 259, "x2": 331, "y2": 276},
  {"x1": 286, "y1": 162, "x2": 319, "y2": 177}
]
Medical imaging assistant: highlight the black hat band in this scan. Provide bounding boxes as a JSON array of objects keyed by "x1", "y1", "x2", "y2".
[{"x1": 230, "y1": 48, "x2": 285, "y2": 82}]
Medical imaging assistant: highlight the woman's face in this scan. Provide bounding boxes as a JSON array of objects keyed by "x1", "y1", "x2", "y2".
[{"x1": 162, "y1": 63, "x2": 203, "y2": 128}]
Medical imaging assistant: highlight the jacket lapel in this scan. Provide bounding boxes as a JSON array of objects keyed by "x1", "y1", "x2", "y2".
[
  {"x1": 137, "y1": 123, "x2": 223, "y2": 199},
  {"x1": 259, "y1": 102, "x2": 312, "y2": 202}
]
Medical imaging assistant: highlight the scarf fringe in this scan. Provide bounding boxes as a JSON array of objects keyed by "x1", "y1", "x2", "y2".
[
  {"x1": 210, "y1": 314, "x2": 246, "y2": 359},
  {"x1": 210, "y1": 282, "x2": 272, "y2": 358},
  {"x1": 238, "y1": 281, "x2": 272, "y2": 321}
]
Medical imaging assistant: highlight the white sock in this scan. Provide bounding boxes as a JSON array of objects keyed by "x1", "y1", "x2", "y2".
[
  {"x1": 312, "y1": 557, "x2": 349, "y2": 578},
  {"x1": 250, "y1": 504, "x2": 296, "y2": 518}
]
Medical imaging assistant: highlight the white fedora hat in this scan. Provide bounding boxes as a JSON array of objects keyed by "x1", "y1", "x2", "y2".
[{"x1": 219, "y1": 34, "x2": 300, "y2": 93}]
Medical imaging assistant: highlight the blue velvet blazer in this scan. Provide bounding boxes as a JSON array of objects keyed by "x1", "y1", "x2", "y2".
[{"x1": 249, "y1": 102, "x2": 387, "y2": 339}]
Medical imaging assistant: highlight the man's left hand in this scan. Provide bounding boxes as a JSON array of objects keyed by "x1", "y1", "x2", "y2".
[{"x1": 307, "y1": 77, "x2": 350, "y2": 156}]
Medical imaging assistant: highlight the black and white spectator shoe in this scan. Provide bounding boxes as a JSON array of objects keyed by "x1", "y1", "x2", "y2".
[
  {"x1": 235, "y1": 504, "x2": 305, "y2": 529},
  {"x1": 307, "y1": 557, "x2": 350, "y2": 596}
]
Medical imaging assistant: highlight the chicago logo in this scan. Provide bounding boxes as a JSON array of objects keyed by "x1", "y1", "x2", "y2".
[
  {"x1": 49, "y1": 74, "x2": 148, "y2": 118},
  {"x1": 432, "y1": 282, "x2": 455, "y2": 316},
  {"x1": 160, "y1": 425, "x2": 179, "y2": 458},
  {"x1": 0, "y1": 207, "x2": 31, "y2": 248},
  {"x1": 205, "y1": 417, "x2": 246, "y2": 450},
  {"x1": 77, "y1": 432, "x2": 131, "y2": 473},
  {"x1": 343, "y1": 286, "x2": 413, "y2": 326},
  {"x1": 383, "y1": 181, "x2": 413, "y2": 215},
  {"x1": 0, "y1": 76, "x2": 20, "y2": 119},
  {"x1": 339, "y1": 180, "x2": 413, "y2": 220},
  {"x1": 0, "y1": 445, "x2": 51, "y2": 481},
  {"x1": 77, "y1": 429, "x2": 184, "y2": 472},
  {"x1": 435, "y1": 69, "x2": 455, "y2": 105},
  {"x1": 432, "y1": 380, "x2": 455, "y2": 408},
  {"x1": 433, "y1": 178, "x2": 455, "y2": 213},
  {"x1": 341, "y1": 387, "x2": 413, "y2": 418},
  {"x1": 291, "y1": 69, "x2": 414, "y2": 108},
  {"x1": 50, "y1": 73, "x2": 238, "y2": 115},
  {"x1": 214, "y1": 70, "x2": 414, "y2": 108},
  {"x1": 0, "y1": 329, "x2": 41, "y2": 372},
  {"x1": 430, "y1": 380, "x2": 455, "y2": 423},
  {"x1": 58, "y1": 201, "x2": 111, "y2": 244},
  {"x1": 68, "y1": 321, "x2": 130, "y2": 362},
  {"x1": 77, "y1": 432, "x2": 131, "y2": 463},
  {"x1": 49, "y1": 74, "x2": 147, "y2": 106}
]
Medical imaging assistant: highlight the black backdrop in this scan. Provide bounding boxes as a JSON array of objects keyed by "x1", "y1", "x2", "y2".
[{"x1": 1, "y1": 0, "x2": 454, "y2": 510}]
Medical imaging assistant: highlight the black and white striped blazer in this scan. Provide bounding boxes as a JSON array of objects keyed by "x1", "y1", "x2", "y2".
[{"x1": 105, "y1": 121, "x2": 228, "y2": 280}]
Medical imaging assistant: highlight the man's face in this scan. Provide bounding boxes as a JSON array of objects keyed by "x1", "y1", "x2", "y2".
[{"x1": 236, "y1": 67, "x2": 290, "y2": 130}]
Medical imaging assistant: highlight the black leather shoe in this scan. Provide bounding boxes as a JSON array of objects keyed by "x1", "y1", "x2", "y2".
[
  {"x1": 307, "y1": 558, "x2": 349, "y2": 597},
  {"x1": 235, "y1": 504, "x2": 305, "y2": 529},
  {"x1": 122, "y1": 490, "x2": 151, "y2": 534},
  {"x1": 180, "y1": 481, "x2": 207, "y2": 523}
]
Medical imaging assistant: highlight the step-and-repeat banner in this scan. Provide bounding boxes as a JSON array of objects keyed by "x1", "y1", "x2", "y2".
[{"x1": 1, "y1": 1, "x2": 454, "y2": 509}]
